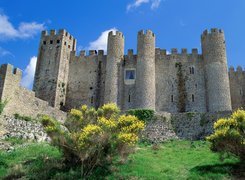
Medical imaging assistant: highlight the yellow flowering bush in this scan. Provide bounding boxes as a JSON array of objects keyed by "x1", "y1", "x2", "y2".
[
  {"x1": 206, "y1": 109, "x2": 245, "y2": 161},
  {"x1": 41, "y1": 103, "x2": 145, "y2": 178},
  {"x1": 98, "y1": 117, "x2": 117, "y2": 129},
  {"x1": 118, "y1": 133, "x2": 139, "y2": 145}
]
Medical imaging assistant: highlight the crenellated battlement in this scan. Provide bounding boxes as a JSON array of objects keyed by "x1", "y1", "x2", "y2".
[
  {"x1": 155, "y1": 48, "x2": 200, "y2": 57},
  {"x1": 41, "y1": 29, "x2": 75, "y2": 41},
  {"x1": 138, "y1": 30, "x2": 155, "y2": 37},
  {"x1": 108, "y1": 31, "x2": 124, "y2": 38},
  {"x1": 229, "y1": 66, "x2": 245, "y2": 73},
  {"x1": 127, "y1": 49, "x2": 134, "y2": 56},
  {"x1": 77, "y1": 50, "x2": 105, "y2": 58},
  {"x1": 0, "y1": 64, "x2": 22, "y2": 78},
  {"x1": 201, "y1": 28, "x2": 224, "y2": 39}
]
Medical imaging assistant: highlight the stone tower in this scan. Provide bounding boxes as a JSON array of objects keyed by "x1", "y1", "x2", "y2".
[
  {"x1": 201, "y1": 28, "x2": 232, "y2": 112},
  {"x1": 104, "y1": 31, "x2": 124, "y2": 104},
  {"x1": 33, "y1": 29, "x2": 76, "y2": 108},
  {"x1": 135, "y1": 30, "x2": 156, "y2": 110}
]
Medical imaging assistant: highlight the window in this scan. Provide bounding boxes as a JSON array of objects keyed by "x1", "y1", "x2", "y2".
[
  {"x1": 192, "y1": 94, "x2": 195, "y2": 102},
  {"x1": 124, "y1": 68, "x2": 136, "y2": 85},
  {"x1": 125, "y1": 70, "x2": 135, "y2": 80},
  {"x1": 64, "y1": 42, "x2": 67, "y2": 46},
  {"x1": 190, "y1": 67, "x2": 195, "y2": 74},
  {"x1": 68, "y1": 45, "x2": 70, "y2": 49},
  {"x1": 128, "y1": 95, "x2": 131, "y2": 102},
  {"x1": 171, "y1": 95, "x2": 174, "y2": 102},
  {"x1": 50, "y1": 40, "x2": 53, "y2": 44},
  {"x1": 43, "y1": 41, "x2": 46, "y2": 45},
  {"x1": 91, "y1": 96, "x2": 94, "y2": 104},
  {"x1": 57, "y1": 40, "x2": 60, "y2": 44}
]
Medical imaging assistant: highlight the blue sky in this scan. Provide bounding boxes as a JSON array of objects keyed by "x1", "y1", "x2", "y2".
[{"x1": 0, "y1": 0, "x2": 244, "y2": 89}]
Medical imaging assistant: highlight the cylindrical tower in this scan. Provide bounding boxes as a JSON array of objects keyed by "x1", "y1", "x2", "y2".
[
  {"x1": 201, "y1": 28, "x2": 232, "y2": 112},
  {"x1": 104, "y1": 31, "x2": 124, "y2": 104},
  {"x1": 135, "y1": 30, "x2": 156, "y2": 110}
]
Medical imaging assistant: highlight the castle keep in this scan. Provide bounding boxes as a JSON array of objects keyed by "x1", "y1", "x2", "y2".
[
  {"x1": 32, "y1": 28, "x2": 244, "y2": 112},
  {"x1": 1, "y1": 28, "x2": 244, "y2": 117}
]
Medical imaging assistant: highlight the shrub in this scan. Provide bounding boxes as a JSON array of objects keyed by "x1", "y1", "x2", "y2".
[
  {"x1": 206, "y1": 109, "x2": 245, "y2": 161},
  {"x1": 40, "y1": 103, "x2": 145, "y2": 178},
  {"x1": 126, "y1": 109, "x2": 155, "y2": 123},
  {"x1": 0, "y1": 100, "x2": 7, "y2": 115},
  {"x1": 14, "y1": 113, "x2": 33, "y2": 121}
]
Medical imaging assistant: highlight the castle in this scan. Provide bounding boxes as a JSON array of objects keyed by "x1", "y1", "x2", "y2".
[
  {"x1": 0, "y1": 28, "x2": 244, "y2": 118},
  {"x1": 32, "y1": 28, "x2": 244, "y2": 113}
]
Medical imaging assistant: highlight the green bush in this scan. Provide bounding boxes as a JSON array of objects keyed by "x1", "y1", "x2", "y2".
[
  {"x1": 41, "y1": 103, "x2": 145, "y2": 178},
  {"x1": 0, "y1": 100, "x2": 7, "y2": 115},
  {"x1": 126, "y1": 109, "x2": 155, "y2": 123},
  {"x1": 206, "y1": 109, "x2": 245, "y2": 161},
  {"x1": 14, "y1": 113, "x2": 33, "y2": 121}
]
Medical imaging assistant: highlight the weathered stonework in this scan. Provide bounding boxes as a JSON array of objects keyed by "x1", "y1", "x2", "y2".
[
  {"x1": 1, "y1": 116, "x2": 49, "y2": 142},
  {"x1": 32, "y1": 28, "x2": 240, "y2": 112},
  {"x1": 0, "y1": 64, "x2": 66, "y2": 121},
  {"x1": 229, "y1": 66, "x2": 245, "y2": 110},
  {"x1": 0, "y1": 28, "x2": 244, "y2": 121},
  {"x1": 141, "y1": 111, "x2": 231, "y2": 142}
]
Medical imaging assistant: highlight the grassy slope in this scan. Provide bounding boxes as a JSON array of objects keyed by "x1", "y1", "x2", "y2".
[
  {"x1": 109, "y1": 141, "x2": 240, "y2": 180},
  {"x1": 0, "y1": 140, "x2": 241, "y2": 179},
  {"x1": 0, "y1": 143, "x2": 62, "y2": 179}
]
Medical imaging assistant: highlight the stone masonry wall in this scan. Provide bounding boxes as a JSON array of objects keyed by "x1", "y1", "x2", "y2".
[
  {"x1": 33, "y1": 28, "x2": 243, "y2": 112},
  {"x1": 229, "y1": 66, "x2": 245, "y2": 110},
  {"x1": 142, "y1": 111, "x2": 231, "y2": 143},
  {"x1": 1, "y1": 116, "x2": 49, "y2": 142},
  {"x1": 0, "y1": 64, "x2": 66, "y2": 122},
  {"x1": 171, "y1": 111, "x2": 231, "y2": 140}
]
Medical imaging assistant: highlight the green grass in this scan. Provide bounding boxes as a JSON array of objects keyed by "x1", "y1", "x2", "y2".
[
  {"x1": 109, "y1": 140, "x2": 242, "y2": 180},
  {"x1": 0, "y1": 143, "x2": 62, "y2": 179},
  {"x1": 4, "y1": 137, "x2": 28, "y2": 145},
  {"x1": 0, "y1": 140, "x2": 243, "y2": 179}
]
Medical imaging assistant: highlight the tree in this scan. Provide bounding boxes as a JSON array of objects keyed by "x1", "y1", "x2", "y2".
[
  {"x1": 41, "y1": 103, "x2": 145, "y2": 177},
  {"x1": 206, "y1": 109, "x2": 245, "y2": 161}
]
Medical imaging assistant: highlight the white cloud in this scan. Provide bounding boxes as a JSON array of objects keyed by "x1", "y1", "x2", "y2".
[
  {"x1": 127, "y1": 0, "x2": 162, "y2": 11},
  {"x1": 0, "y1": 46, "x2": 13, "y2": 57},
  {"x1": 151, "y1": 0, "x2": 162, "y2": 9},
  {"x1": 21, "y1": 56, "x2": 37, "y2": 89},
  {"x1": 0, "y1": 13, "x2": 45, "y2": 40},
  {"x1": 87, "y1": 28, "x2": 117, "y2": 53},
  {"x1": 127, "y1": 0, "x2": 149, "y2": 11}
]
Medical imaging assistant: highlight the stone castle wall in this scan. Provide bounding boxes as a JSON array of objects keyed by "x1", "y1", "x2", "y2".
[
  {"x1": 65, "y1": 50, "x2": 106, "y2": 110},
  {"x1": 0, "y1": 64, "x2": 66, "y2": 122},
  {"x1": 1, "y1": 28, "x2": 243, "y2": 115},
  {"x1": 155, "y1": 48, "x2": 207, "y2": 113},
  {"x1": 229, "y1": 66, "x2": 245, "y2": 110},
  {"x1": 142, "y1": 111, "x2": 231, "y2": 142},
  {"x1": 34, "y1": 28, "x2": 236, "y2": 113}
]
